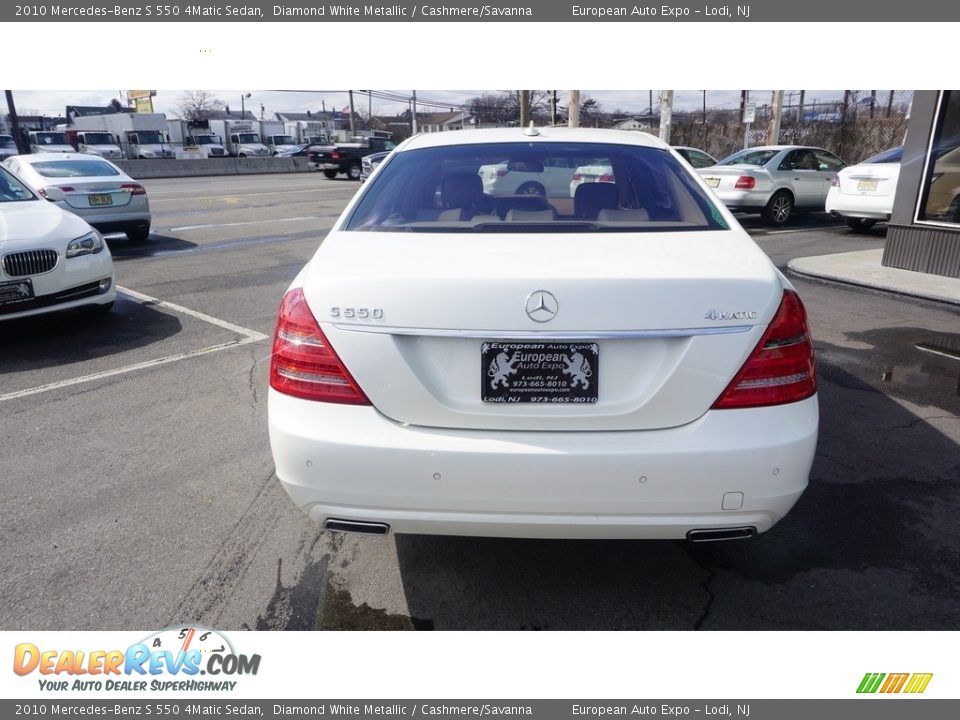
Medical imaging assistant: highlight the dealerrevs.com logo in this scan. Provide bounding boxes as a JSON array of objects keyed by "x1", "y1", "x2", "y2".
[
  {"x1": 857, "y1": 672, "x2": 933, "y2": 694},
  {"x1": 13, "y1": 627, "x2": 260, "y2": 692}
]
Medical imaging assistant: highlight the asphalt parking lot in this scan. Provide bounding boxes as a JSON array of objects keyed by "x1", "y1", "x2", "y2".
[{"x1": 1, "y1": 173, "x2": 958, "y2": 630}]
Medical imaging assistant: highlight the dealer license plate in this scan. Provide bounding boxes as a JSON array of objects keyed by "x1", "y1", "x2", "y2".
[
  {"x1": 482, "y1": 342, "x2": 599, "y2": 404},
  {"x1": 705, "y1": 177, "x2": 721, "y2": 188},
  {"x1": 857, "y1": 179, "x2": 878, "y2": 192},
  {"x1": 0, "y1": 278, "x2": 34, "y2": 306},
  {"x1": 89, "y1": 193, "x2": 113, "y2": 207}
]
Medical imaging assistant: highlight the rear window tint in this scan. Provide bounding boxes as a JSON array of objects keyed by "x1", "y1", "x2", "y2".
[
  {"x1": 31, "y1": 160, "x2": 121, "y2": 178},
  {"x1": 864, "y1": 147, "x2": 903, "y2": 164},
  {"x1": 345, "y1": 142, "x2": 728, "y2": 233}
]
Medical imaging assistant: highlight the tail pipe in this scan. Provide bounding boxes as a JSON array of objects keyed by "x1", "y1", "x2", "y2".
[
  {"x1": 324, "y1": 518, "x2": 390, "y2": 535},
  {"x1": 686, "y1": 527, "x2": 756, "y2": 542}
]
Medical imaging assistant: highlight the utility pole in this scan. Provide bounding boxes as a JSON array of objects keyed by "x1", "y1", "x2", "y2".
[
  {"x1": 551, "y1": 90, "x2": 558, "y2": 125},
  {"x1": 568, "y1": 90, "x2": 581, "y2": 128},
  {"x1": 5, "y1": 90, "x2": 25, "y2": 154},
  {"x1": 659, "y1": 90, "x2": 673, "y2": 145},
  {"x1": 741, "y1": 90, "x2": 752, "y2": 150},
  {"x1": 348, "y1": 90, "x2": 356, "y2": 136},
  {"x1": 767, "y1": 90, "x2": 784, "y2": 145},
  {"x1": 411, "y1": 91, "x2": 418, "y2": 134},
  {"x1": 520, "y1": 90, "x2": 530, "y2": 127}
]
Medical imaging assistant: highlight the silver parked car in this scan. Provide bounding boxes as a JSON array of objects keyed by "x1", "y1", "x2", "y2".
[
  {"x1": 2, "y1": 153, "x2": 151, "y2": 242},
  {"x1": 698, "y1": 145, "x2": 846, "y2": 226}
]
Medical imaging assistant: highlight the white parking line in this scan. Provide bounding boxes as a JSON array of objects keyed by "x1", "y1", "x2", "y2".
[
  {"x1": 0, "y1": 339, "x2": 262, "y2": 403},
  {"x1": 168, "y1": 216, "x2": 319, "y2": 232},
  {"x1": 0, "y1": 289, "x2": 270, "y2": 403},
  {"x1": 117, "y1": 287, "x2": 269, "y2": 341},
  {"x1": 764, "y1": 225, "x2": 847, "y2": 235},
  {"x1": 149, "y1": 188, "x2": 323, "y2": 200}
]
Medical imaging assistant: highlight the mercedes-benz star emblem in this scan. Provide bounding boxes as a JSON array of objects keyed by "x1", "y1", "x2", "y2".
[{"x1": 524, "y1": 290, "x2": 559, "y2": 323}]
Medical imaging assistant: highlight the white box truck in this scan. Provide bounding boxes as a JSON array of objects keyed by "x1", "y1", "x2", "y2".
[
  {"x1": 167, "y1": 119, "x2": 227, "y2": 158},
  {"x1": 259, "y1": 120, "x2": 298, "y2": 155},
  {"x1": 65, "y1": 129, "x2": 124, "y2": 159},
  {"x1": 28, "y1": 130, "x2": 74, "y2": 154},
  {"x1": 287, "y1": 120, "x2": 329, "y2": 146},
  {"x1": 73, "y1": 113, "x2": 174, "y2": 159},
  {"x1": 208, "y1": 120, "x2": 270, "y2": 158}
]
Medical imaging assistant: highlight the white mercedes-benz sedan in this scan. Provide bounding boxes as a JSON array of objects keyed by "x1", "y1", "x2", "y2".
[
  {"x1": 268, "y1": 127, "x2": 818, "y2": 541},
  {"x1": 0, "y1": 165, "x2": 116, "y2": 320}
]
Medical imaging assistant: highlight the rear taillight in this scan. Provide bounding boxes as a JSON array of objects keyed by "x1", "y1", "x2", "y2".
[
  {"x1": 734, "y1": 176, "x2": 756, "y2": 189},
  {"x1": 599, "y1": 173, "x2": 615, "y2": 182},
  {"x1": 572, "y1": 173, "x2": 583, "y2": 182},
  {"x1": 121, "y1": 183, "x2": 146, "y2": 195},
  {"x1": 712, "y1": 290, "x2": 816, "y2": 409},
  {"x1": 269, "y1": 288, "x2": 370, "y2": 405},
  {"x1": 331, "y1": 150, "x2": 341, "y2": 160},
  {"x1": 37, "y1": 186, "x2": 75, "y2": 198},
  {"x1": 495, "y1": 167, "x2": 508, "y2": 177}
]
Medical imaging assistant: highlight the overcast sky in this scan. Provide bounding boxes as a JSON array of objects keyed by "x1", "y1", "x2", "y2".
[{"x1": 8, "y1": 89, "x2": 853, "y2": 120}]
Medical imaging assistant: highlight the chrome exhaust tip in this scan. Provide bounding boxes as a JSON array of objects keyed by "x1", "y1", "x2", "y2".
[
  {"x1": 686, "y1": 527, "x2": 756, "y2": 542},
  {"x1": 324, "y1": 519, "x2": 390, "y2": 535}
]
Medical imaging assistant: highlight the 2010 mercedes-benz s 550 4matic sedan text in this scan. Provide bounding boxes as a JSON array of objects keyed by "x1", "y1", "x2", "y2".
[{"x1": 267, "y1": 127, "x2": 818, "y2": 541}]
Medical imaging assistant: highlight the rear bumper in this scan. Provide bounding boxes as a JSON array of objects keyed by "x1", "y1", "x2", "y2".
[
  {"x1": 712, "y1": 188, "x2": 771, "y2": 211},
  {"x1": 825, "y1": 189, "x2": 893, "y2": 219},
  {"x1": 268, "y1": 391, "x2": 818, "y2": 539}
]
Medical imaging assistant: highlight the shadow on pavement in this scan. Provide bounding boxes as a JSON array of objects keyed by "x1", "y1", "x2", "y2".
[
  {"x1": 0, "y1": 294, "x2": 183, "y2": 373},
  {"x1": 385, "y1": 335, "x2": 960, "y2": 630}
]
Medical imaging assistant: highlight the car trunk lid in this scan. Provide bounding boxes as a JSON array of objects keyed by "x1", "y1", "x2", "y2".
[{"x1": 303, "y1": 230, "x2": 783, "y2": 431}]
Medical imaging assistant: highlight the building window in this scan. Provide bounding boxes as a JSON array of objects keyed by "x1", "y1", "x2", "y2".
[{"x1": 919, "y1": 90, "x2": 960, "y2": 225}]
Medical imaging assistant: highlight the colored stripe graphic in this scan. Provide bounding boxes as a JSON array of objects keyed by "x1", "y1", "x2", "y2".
[
  {"x1": 857, "y1": 673, "x2": 885, "y2": 693},
  {"x1": 904, "y1": 673, "x2": 934, "y2": 694},
  {"x1": 880, "y1": 673, "x2": 909, "y2": 693},
  {"x1": 857, "y1": 672, "x2": 932, "y2": 694}
]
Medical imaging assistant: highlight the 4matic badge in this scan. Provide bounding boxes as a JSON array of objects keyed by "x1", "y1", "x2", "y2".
[{"x1": 704, "y1": 309, "x2": 757, "y2": 321}]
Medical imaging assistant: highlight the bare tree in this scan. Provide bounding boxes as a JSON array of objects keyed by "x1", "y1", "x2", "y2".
[{"x1": 175, "y1": 90, "x2": 225, "y2": 121}]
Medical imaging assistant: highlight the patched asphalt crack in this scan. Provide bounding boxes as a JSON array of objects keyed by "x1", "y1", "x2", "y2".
[
  {"x1": 881, "y1": 415, "x2": 957, "y2": 432},
  {"x1": 683, "y1": 545, "x2": 717, "y2": 630}
]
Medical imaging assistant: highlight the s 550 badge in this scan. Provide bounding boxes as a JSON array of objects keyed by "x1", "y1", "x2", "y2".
[
  {"x1": 330, "y1": 307, "x2": 383, "y2": 320},
  {"x1": 704, "y1": 309, "x2": 757, "y2": 321}
]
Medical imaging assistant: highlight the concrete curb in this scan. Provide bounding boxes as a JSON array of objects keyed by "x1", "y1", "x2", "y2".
[
  {"x1": 115, "y1": 157, "x2": 312, "y2": 179},
  {"x1": 788, "y1": 249, "x2": 960, "y2": 306}
]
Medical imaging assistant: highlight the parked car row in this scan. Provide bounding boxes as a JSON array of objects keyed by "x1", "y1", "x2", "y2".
[{"x1": 0, "y1": 164, "x2": 116, "y2": 322}]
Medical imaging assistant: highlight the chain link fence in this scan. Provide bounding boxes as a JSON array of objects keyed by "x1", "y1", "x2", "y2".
[{"x1": 667, "y1": 90, "x2": 914, "y2": 163}]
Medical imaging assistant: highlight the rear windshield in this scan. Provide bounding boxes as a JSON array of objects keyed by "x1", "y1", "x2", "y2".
[
  {"x1": 32, "y1": 160, "x2": 120, "y2": 178},
  {"x1": 864, "y1": 147, "x2": 903, "y2": 164},
  {"x1": 718, "y1": 149, "x2": 778, "y2": 167},
  {"x1": 345, "y1": 142, "x2": 728, "y2": 233}
]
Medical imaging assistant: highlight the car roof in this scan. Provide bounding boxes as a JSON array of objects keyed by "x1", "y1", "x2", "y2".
[
  {"x1": 732, "y1": 145, "x2": 825, "y2": 152},
  {"x1": 399, "y1": 126, "x2": 669, "y2": 152}
]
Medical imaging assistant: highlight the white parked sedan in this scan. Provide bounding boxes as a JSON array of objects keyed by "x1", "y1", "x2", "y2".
[
  {"x1": 478, "y1": 156, "x2": 577, "y2": 197},
  {"x1": 699, "y1": 145, "x2": 846, "y2": 226},
  {"x1": 825, "y1": 147, "x2": 902, "y2": 231},
  {"x1": 268, "y1": 127, "x2": 818, "y2": 541},
  {"x1": 2, "y1": 154, "x2": 151, "y2": 242},
  {"x1": 0, "y1": 165, "x2": 115, "y2": 320}
]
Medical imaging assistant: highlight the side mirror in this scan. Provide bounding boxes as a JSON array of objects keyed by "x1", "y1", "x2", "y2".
[{"x1": 42, "y1": 186, "x2": 66, "y2": 202}]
